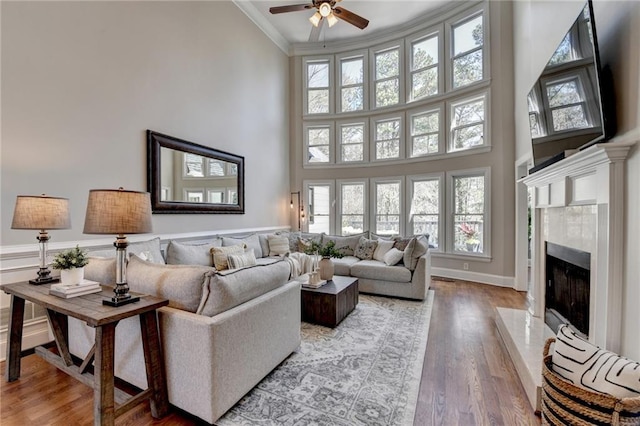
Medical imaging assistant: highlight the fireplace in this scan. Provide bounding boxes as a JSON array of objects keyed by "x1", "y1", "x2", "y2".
[{"x1": 545, "y1": 242, "x2": 591, "y2": 338}]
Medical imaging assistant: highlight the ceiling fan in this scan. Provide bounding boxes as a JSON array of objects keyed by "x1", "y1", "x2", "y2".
[{"x1": 270, "y1": 0, "x2": 369, "y2": 42}]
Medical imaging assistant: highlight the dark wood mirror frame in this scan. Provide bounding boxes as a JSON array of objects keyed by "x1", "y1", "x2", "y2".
[{"x1": 147, "y1": 130, "x2": 245, "y2": 214}]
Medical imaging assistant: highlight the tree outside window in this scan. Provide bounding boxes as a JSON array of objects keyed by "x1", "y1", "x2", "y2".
[
  {"x1": 450, "y1": 95, "x2": 485, "y2": 151},
  {"x1": 411, "y1": 35, "x2": 439, "y2": 100},
  {"x1": 375, "y1": 181, "x2": 401, "y2": 236},
  {"x1": 452, "y1": 14, "x2": 483, "y2": 88},
  {"x1": 340, "y1": 123, "x2": 364, "y2": 162},
  {"x1": 307, "y1": 126, "x2": 331, "y2": 163},
  {"x1": 340, "y1": 57, "x2": 364, "y2": 112},
  {"x1": 374, "y1": 47, "x2": 400, "y2": 107},
  {"x1": 411, "y1": 110, "x2": 440, "y2": 156},
  {"x1": 410, "y1": 179, "x2": 440, "y2": 247},
  {"x1": 375, "y1": 118, "x2": 401, "y2": 159},
  {"x1": 453, "y1": 174, "x2": 485, "y2": 253},
  {"x1": 340, "y1": 183, "x2": 365, "y2": 235}
]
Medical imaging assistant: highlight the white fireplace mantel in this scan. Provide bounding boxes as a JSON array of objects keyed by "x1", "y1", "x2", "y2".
[{"x1": 522, "y1": 141, "x2": 633, "y2": 353}]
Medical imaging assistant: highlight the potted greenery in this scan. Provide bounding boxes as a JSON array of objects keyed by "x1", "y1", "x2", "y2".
[
  {"x1": 303, "y1": 240, "x2": 344, "y2": 280},
  {"x1": 51, "y1": 245, "x2": 89, "y2": 285}
]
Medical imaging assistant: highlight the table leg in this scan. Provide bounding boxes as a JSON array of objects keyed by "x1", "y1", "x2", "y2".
[
  {"x1": 94, "y1": 322, "x2": 116, "y2": 426},
  {"x1": 139, "y1": 311, "x2": 169, "y2": 418},
  {"x1": 5, "y1": 296, "x2": 25, "y2": 382}
]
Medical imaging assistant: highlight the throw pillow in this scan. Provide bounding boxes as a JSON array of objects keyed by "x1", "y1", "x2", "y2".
[
  {"x1": 276, "y1": 231, "x2": 303, "y2": 252},
  {"x1": 403, "y1": 235, "x2": 429, "y2": 271},
  {"x1": 88, "y1": 237, "x2": 165, "y2": 264},
  {"x1": 354, "y1": 236, "x2": 378, "y2": 260},
  {"x1": 373, "y1": 239, "x2": 395, "y2": 262},
  {"x1": 127, "y1": 254, "x2": 217, "y2": 313},
  {"x1": 227, "y1": 250, "x2": 257, "y2": 269},
  {"x1": 211, "y1": 244, "x2": 246, "y2": 271},
  {"x1": 552, "y1": 324, "x2": 640, "y2": 399},
  {"x1": 393, "y1": 236, "x2": 413, "y2": 251},
  {"x1": 84, "y1": 256, "x2": 116, "y2": 284},
  {"x1": 165, "y1": 239, "x2": 221, "y2": 266},
  {"x1": 222, "y1": 234, "x2": 262, "y2": 258},
  {"x1": 267, "y1": 234, "x2": 290, "y2": 256},
  {"x1": 383, "y1": 248, "x2": 404, "y2": 266},
  {"x1": 322, "y1": 233, "x2": 367, "y2": 256},
  {"x1": 370, "y1": 232, "x2": 396, "y2": 240}
]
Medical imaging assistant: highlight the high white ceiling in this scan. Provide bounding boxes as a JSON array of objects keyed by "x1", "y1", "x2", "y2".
[{"x1": 242, "y1": 1, "x2": 455, "y2": 45}]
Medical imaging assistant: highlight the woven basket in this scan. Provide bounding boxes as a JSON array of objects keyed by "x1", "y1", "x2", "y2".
[{"x1": 541, "y1": 338, "x2": 640, "y2": 425}]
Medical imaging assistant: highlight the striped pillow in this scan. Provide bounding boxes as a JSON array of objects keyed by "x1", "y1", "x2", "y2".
[
  {"x1": 552, "y1": 324, "x2": 640, "y2": 399},
  {"x1": 211, "y1": 244, "x2": 245, "y2": 271},
  {"x1": 227, "y1": 250, "x2": 257, "y2": 270},
  {"x1": 267, "y1": 234, "x2": 290, "y2": 256}
]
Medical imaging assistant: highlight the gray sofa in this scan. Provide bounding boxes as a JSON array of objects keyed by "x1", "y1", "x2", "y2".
[{"x1": 69, "y1": 254, "x2": 300, "y2": 424}]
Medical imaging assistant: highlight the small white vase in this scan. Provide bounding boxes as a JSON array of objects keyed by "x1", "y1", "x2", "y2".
[
  {"x1": 318, "y1": 257, "x2": 334, "y2": 281},
  {"x1": 61, "y1": 267, "x2": 84, "y2": 285}
]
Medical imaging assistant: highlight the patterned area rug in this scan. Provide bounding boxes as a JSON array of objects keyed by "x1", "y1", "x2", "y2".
[{"x1": 216, "y1": 290, "x2": 434, "y2": 426}]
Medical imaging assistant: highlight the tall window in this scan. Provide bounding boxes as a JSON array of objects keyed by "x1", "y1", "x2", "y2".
[
  {"x1": 374, "y1": 117, "x2": 401, "y2": 160},
  {"x1": 307, "y1": 184, "x2": 332, "y2": 234},
  {"x1": 374, "y1": 46, "x2": 400, "y2": 108},
  {"x1": 452, "y1": 14, "x2": 484, "y2": 88},
  {"x1": 306, "y1": 125, "x2": 332, "y2": 163},
  {"x1": 340, "y1": 56, "x2": 364, "y2": 112},
  {"x1": 452, "y1": 173, "x2": 486, "y2": 254},
  {"x1": 410, "y1": 109, "x2": 440, "y2": 157},
  {"x1": 306, "y1": 60, "x2": 330, "y2": 114},
  {"x1": 450, "y1": 94, "x2": 486, "y2": 151},
  {"x1": 374, "y1": 180, "x2": 401, "y2": 236},
  {"x1": 339, "y1": 182, "x2": 366, "y2": 235},
  {"x1": 339, "y1": 122, "x2": 365, "y2": 162},
  {"x1": 409, "y1": 177, "x2": 440, "y2": 247},
  {"x1": 410, "y1": 34, "x2": 439, "y2": 101}
]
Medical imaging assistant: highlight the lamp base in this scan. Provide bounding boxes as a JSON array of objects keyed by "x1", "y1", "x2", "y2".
[
  {"x1": 103, "y1": 295, "x2": 140, "y2": 307},
  {"x1": 29, "y1": 276, "x2": 60, "y2": 285}
]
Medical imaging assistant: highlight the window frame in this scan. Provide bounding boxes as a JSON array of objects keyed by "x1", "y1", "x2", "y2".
[
  {"x1": 447, "y1": 91, "x2": 490, "y2": 153},
  {"x1": 303, "y1": 180, "x2": 336, "y2": 234},
  {"x1": 370, "y1": 40, "x2": 405, "y2": 110},
  {"x1": 446, "y1": 167, "x2": 491, "y2": 258},
  {"x1": 370, "y1": 176, "x2": 405, "y2": 237},
  {"x1": 370, "y1": 112, "x2": 405, "y2": 162},
  {"x1": 303, "y1": 121, "x2": 335, "y2": 166},
  {"x1": 303, "y1": 56, "x2": 335, "y2": 116},
  {"x1": 336, "y1": 179, "x2": 369, "y2": 236},
  {"x1": 336, "y1": 118, "x2": 369, "y2": 164},
  {"x1": 406, "y1": 173, "x2": 444, "y2": 250},
  {"x1": 336, "y1": 50, "x2": 368, "y2": 113},
  {"x1": 406, "y1": 26, "x2": 444, "y2": 103},
  {"x1": 407, "y1": 103, "x2": 445, "y2": 158}
]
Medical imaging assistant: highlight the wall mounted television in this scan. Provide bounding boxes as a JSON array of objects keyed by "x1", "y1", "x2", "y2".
[{"x1": 528, "y1": 0, "x2": 616, "y2": 174}]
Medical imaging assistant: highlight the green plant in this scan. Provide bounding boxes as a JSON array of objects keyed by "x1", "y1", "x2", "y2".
[
  {"x1": 303, "y1": 240, "x2": 344, "y2": 259},
  {"x1": 51, "y1": 246, "x2": 89, "y2": 270}
]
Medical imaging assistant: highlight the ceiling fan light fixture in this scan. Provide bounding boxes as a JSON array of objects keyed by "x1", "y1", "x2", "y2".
[
  {"x1": 319, "y1": 2, "x2": 332, "y2": 18},
  {"x1": 327, "y1": 12, "x2": 338, "y2": 27},
  {"x1": 309, "y1": 11, "x2": 322, "y2": 27}
]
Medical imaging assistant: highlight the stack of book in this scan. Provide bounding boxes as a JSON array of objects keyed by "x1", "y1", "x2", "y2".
[{"x1": 49, "y1": 279, "x2": 102, "y2": 298}]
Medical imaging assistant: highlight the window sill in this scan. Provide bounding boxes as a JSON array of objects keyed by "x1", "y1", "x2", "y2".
[{"x1": 431, "y1": 251, "x2": 492, "y2": 262}]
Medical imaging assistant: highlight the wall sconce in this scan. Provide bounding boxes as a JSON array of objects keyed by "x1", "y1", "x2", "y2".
[
  {"x1": 11, "y1": 194, "x2": 71, "y2": 284},
  {"x1": 290, "y1": 191, "x2": 305, "y2": 230}
]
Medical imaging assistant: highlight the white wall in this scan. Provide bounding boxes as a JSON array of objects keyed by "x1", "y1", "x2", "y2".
[
  {"x1": 1, "y1": 1, "x2": 291, "y2": 247},
  {"x1": 513, "y1": 1, "x2": 640, "y2": 359}
]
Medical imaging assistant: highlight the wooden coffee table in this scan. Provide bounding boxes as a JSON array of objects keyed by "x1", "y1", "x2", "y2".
[{"x1": 301, "y1": 275, "x2": 358, "y2": 328}]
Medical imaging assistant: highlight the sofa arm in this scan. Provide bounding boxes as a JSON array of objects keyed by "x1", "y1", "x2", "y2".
[
  {"x1": 158, "y1": 280, "x2": 301, "y2": 423},
  {"x1": 411, "y1": 250, "x2": 432, "y2": 295}
]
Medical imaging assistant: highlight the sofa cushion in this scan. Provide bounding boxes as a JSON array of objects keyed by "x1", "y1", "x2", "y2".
[
  {"x1": 165, "y1": 239, "x2": 221, "y2": 266},
  {"x1": 403, "y1": 235, "x2": 429, "y2": 271},
  {"x1": 227, "y1": 250, "x2": 257, "y2": 269},
  {"x1": 354, "y1": 236, "x2": 378, "y2": 260},
  {"x1": 85, "y1": 256, "x2": 116, "y2": 284},
  {"x1": 274, "y1": 231, "x2": 303, "y2": 253},
  {"x1": 331, "y1": 256, "x2": 361, "y2": 276},
  {"x1": 552, "y1": 324, "x2": 640, "y2": 399},
  {"x1": 222, "y1": 234, "x2": 262, "y2": 258},
  {"x1": 322, "y1": 232, "x2": 367, "y2": 256},
  {"x1": 268, "y1": 234, "x2": 290, "y2": 256},
  {"x1": 351, "y1": 260, "x2": 412, "y2": 283},
  {"x1": 89, "y1": 237, "x2": 165, "y2": 264},
  {"x1": 211, "y1": 244, "x2": 245, "y2": 271},
  {"x1": 258, "y1": 234, "x2": 271, "y2": 258},
  {"x1": 127, "y1": 254, "x2": 216, "y2": 313},
  {"x1": 198, "y1": 260, "x2": 291, "y2": 317},
  {"x1": 383, "y1": 248, "x2": 404, "y2": 266},
  {"x1": 373, "y1": 239, "x2": 395, "y2": 261}
]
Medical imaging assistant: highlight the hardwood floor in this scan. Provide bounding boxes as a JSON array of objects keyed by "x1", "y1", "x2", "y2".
[{"x1": 0, "y1": 278, "x2": 541, "y2": 425}]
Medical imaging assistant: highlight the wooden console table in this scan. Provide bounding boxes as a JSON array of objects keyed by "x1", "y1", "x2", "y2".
[{"x1": 3, "y1": 282, "x2": 170, "y2": 426}]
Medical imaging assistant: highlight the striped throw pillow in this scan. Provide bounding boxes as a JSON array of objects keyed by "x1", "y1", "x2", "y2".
[
  {"x1": 211, "y1": 244, "x2": 245, "y2": 271},
  {"x1": 267, "y1": 234, "x2": 290, "y2": 256},
  {"x1": 227, "y1": 250, "x2": 257, "y2": 270}
]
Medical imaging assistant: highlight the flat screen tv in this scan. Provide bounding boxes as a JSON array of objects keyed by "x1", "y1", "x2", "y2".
[{"x1": 528, "y1": 0, "x2": 615, "y2": 173}]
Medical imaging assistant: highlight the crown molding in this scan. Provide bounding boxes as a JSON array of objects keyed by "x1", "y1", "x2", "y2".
[{"x1": 232, "y1": 0, "x2": 291, "y2": 55}]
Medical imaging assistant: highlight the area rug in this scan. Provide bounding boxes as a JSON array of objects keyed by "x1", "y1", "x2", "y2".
[{"x1": 216, "y1": 290, "x2": 434, "y2": 426}]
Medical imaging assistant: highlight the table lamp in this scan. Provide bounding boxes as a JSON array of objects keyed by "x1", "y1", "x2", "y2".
[
  {"x1": 11, "y1": 194, "x2": 71, "y2": 284},
  {"x1": 83, "y1": 188, "x2": 152, "y2": 307}
]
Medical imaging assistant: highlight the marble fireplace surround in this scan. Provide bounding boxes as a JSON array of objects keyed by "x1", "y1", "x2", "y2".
[{"x1": 497, "y1": 141, "x2": 632, "y2": 411}]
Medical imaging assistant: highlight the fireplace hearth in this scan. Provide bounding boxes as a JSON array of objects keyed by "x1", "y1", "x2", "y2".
[{"x1": 545, "y1": 242, "x2": 591, "y2": 338}]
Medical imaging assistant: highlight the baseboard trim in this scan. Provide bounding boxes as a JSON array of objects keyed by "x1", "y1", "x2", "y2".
[
  {"x1": 431, "y1": 267, "x2": 515, "y2": 288},
  {"x1": 0, "y1": 318, "x2": 51, "y2": 362}
]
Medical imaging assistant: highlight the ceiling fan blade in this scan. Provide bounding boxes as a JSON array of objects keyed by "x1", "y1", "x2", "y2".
[
  {"x1": 269, "y1": 4, "x2": 313, "y2": 14},
  {"x1": 308, "y1": 18, "x2": 324, "y2": 42},
  {"x1": 333, "y1": 6, "x2": 369, "y2": 30}
]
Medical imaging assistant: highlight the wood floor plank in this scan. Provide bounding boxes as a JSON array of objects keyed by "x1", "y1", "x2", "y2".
[{"x1": 1, "y1": 278, "x2": 540, "y2": 425}]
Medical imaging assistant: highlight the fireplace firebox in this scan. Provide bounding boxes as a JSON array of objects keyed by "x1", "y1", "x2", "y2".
[{"x1": 545, "y1": 242, "x2": 591, "y2": 338}]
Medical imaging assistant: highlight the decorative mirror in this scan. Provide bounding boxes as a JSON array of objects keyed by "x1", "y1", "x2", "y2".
[{"x1": 147, "y1": 130, "x2": 244, "y2": 214}]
